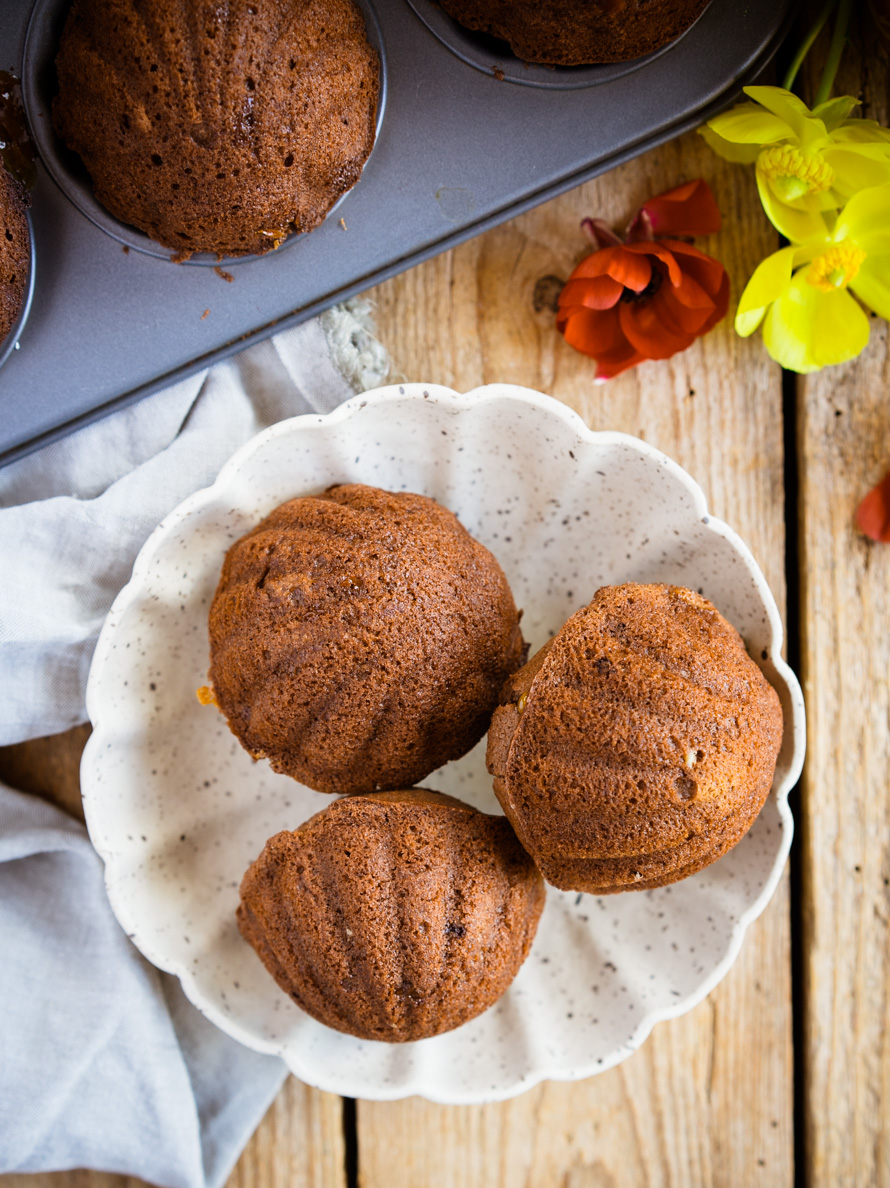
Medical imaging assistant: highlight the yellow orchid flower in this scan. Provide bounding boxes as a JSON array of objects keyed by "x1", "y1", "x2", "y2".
[
  {"x1": 701, "y1": 86, "x2": 890, "y2": 241},
  {"x1": 734, "y1": 183, "x2": 890, "y2": 372}
]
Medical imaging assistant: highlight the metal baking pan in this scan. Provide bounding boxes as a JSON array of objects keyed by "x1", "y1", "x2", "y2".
[{"x1": 0, "y1": 0, "x2": 794, "y2": 466}]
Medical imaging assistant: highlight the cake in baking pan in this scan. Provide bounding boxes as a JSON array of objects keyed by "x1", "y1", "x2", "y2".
[
  {"x1": 0, "y1": 163, "x2": 29, "y2": 343},
  {"x1": 437, "y1": 0, "x2": 712, "y2": 64},
  {"x1": 52, "y1": 0, "x2": 380, "y2": 257}
]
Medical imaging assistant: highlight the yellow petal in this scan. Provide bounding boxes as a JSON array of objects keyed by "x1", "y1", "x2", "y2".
[
  {"x1": 851, "y1": 255, "x2": 890, "y2": 320},
  {"x1": 762, "y1": 270, "x2": 870, "y2": 371},
  {"x1": 735, "y1": 245, "x2": 797, "y2": 336},
  {"x1": 826, "y1": 146, "x2": 890, "y2": 200},
  {"x1": 812, "y1": 96, "x2": 860, "y2": 129},
  {"x1": 834, "y1": 120, "x2": 890, "y2": 145},
  {"x1": 756, "y1": 170, "x2": 833, "y2": 241},
  {"x1": 705, "y1": 104, "x2": 790, "y2": 145},
  {"x1": 743, "y1": 86, "x2": 820, "y2": 140},
  {"x1": 698, "y1": 124, "x2": 761, "y2": 163},
  {"x1": 834, "y1": 182, "x2": 890, "y2": 249}
]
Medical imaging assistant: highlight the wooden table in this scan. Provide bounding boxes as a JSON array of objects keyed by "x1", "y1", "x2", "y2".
[{"x1": 2, "y1": 19, "x2": 887, "y2": 1188}]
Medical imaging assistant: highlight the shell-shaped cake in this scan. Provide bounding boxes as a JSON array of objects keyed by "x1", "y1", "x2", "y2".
[
  {"x1": 437, "y1": 0, "x2": 712, "y2": 65},
  {"x1": 52, "y1": 0, "x2": 380, "y2": 257},
  {"x1": 487, "y1": 583, "x2": 783, "y2": 893},
  {"x1": 237, "y1": 789, "x2": 546, "y2": 1041},
  {"x1": 208, "y1": 483, "x2": 527, "y2": 795},
  {"x1": 0, "y1": 164, "x2": 29, "y2": 344}
]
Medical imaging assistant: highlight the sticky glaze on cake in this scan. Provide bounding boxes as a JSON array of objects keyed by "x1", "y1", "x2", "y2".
[
  {"x1": 436, "y1": 0, "x2": 712, "y2": 65},
  {"x1": 208, "y1": 483, "x2": 527, "y2": 794},
  {"x1": 0, "y1": 164, "x2": 29, "y2": 344},
  {"x1": 486, "y1": 583, "x2": 783, "y2": 893},
  {"x1": 53, "y1": 0, "x2": 380, "y2": 258},
  {"x1": 237, "y1": 789, "x2": 545, "y2": 1041}
]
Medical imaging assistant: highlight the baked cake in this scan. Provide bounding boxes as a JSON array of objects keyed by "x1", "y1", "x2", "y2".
[
  {"x1": 437, "y1": 0, "x2": 712, "y2": 65},
  {"x1": 208, "y1": 483, "x2": 527, "y2": 795},
  {"x1": 237, "y1": 788, "x2": 545, "y2": 1041},
  {"x1": 53, "y1": 0, "x2": 380, "y2": 258},
  {"x1": 486, "y1": 583, "x2": 783, "y2": 893},
  {"x1": 0, "y1": 163, "x2": 29, "y2": 344}
]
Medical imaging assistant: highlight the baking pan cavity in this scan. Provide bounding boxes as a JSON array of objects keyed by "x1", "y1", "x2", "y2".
[
  {"x1": 0, "y1": 209, "x2": 35, "y2": 372},
  {"x1": 0, "y1": 0, "x2": 794, "y2": 465},
  {"x1": 401, "y1": 0, "x2": 692, "y2": 90},
  {"x1": 22, "y1": 0, "x2": 388, "y2": 265}
]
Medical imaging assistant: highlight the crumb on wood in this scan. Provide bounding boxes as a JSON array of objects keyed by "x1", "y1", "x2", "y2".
[{"x1": 214, "y1": 266, "x2": 234, "y2": 283}]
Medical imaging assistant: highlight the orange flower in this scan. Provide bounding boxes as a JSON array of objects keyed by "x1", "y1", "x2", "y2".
[
  {"x1": 556, "y1": 181, "x2": 730, "y2": 380},
  {"x1": 857, "y1": 470, "x2": 890, "y2": 542}
]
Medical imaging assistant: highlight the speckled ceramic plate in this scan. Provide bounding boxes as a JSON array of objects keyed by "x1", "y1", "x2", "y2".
[{"x1": 82, "y1": 384, "x2": 805, "y2": 1104}]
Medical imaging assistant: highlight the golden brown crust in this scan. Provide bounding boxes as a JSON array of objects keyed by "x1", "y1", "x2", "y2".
[
  {"x1": 237, "y1": 790, "x2": 545, "y2": 1041},
  {"x1": 53, "y1": 0, "x2": 379, "y2": 257},
  {"x1": 486, "y1": 583, "x2": 783, "y2": 893},
  {"x1": 209, "y1": 484, "x2": 527, "y2": 794},
  {"x1": 0, "y1": 165, "x2": 29, "y2": 344},
  {"x1": 437, "y1": 0, "x2": 711, "y2": 65}
]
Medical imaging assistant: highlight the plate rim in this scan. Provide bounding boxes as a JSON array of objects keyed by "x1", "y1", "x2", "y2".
[{"x1": 82, "y1": 381, "x2": 805, "y2": 1103}]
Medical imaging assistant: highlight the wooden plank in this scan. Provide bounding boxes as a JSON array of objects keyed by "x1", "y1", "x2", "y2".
[
  {"x1": 797, "y1": 20, "x2": 890, "y2": 1188},
  {"x1": 358, "y1": 125, "x2": 793, "y2": 1187}
]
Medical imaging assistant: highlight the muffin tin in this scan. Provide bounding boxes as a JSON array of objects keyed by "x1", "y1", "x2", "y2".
[{"x1": 0, "y1": 0, "x2": 794, "y2": 466}]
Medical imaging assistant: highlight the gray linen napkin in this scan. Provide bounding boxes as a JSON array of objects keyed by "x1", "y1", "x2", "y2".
[{"x1": 0, "y1": 302, "x2": 389, "y2": 1185}]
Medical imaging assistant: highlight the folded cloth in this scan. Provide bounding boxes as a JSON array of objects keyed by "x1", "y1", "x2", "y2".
[
  {"x1": 0, "y1": 782, "x2": 287, "y2": 1188},
  {"x1": 0, "y1": 302, "x2": 390, "y2": 1186}
]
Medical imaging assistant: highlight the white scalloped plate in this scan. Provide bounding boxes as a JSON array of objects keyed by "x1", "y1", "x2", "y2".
[{"x1": 82, "y1": 384, "x2": 805, "y2": 1104}]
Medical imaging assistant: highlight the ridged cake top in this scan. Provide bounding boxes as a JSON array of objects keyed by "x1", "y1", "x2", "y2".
[
  {"x1": 53, "y1": 0, "x2": 379, "y2": 256},
  {"x1": 209, "y1": 484, "x2": 527, "y2": 794},
  {"x1": 237, "y1": 789, "x2": 545, "y2": 1041},
  {"x1": 487, "y1": 583, "x2": 783, "y2": 892}
]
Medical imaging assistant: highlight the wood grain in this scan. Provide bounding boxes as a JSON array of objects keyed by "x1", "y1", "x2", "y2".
[
  {"x1": 1, "y1": 124, "x2": 796, "y2": 1188},
  {"x1": 798, "y1": 18, "x2": 890, "y2": 1187},
  {"x1": 358, "y1": 126, "x2": 793, "y2": 1188}
]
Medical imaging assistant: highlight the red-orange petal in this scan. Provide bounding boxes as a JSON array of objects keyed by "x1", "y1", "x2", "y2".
[
  {"x1": 857, "y1": 471, "x2": 890, "y2": 542},
  {"x1": 595, "y1": 342, "x2": 645, "y2": 380},
  {"x1": 657, "y1": 284, "x2": 715, "y2": 334},
  {"x1": 570, "y1": 246, "x2": 625, "y2": 280},
  {"x1": 662, "y1": 241, "x2": 728, "y2": 294},
  {"x1": 558, "y1": 305, "x2": 627, "y2": 358},
  {"x1": 623, "y1": 241, "x2": 684, "y2": 288},
  {"x1": 558, "y1": 275, "x2": 623, "y2": 311},
  {"x1": 618, "y1": 296, "x2": 694, "y2": 359},
  {"x1": 641, "y1": 179, "x2": 722, "y2": 237},
  {"x1": 604, "y1": 248, "x2": 652, "y2": 292}
]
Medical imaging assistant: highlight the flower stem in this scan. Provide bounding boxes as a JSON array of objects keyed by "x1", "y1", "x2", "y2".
[
  {"x1": 815, "y1": 0, "x2": 853, "y2": 105},
  {"x1": 782, "y1": 0, "x2": 837, "y2": 92}
]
